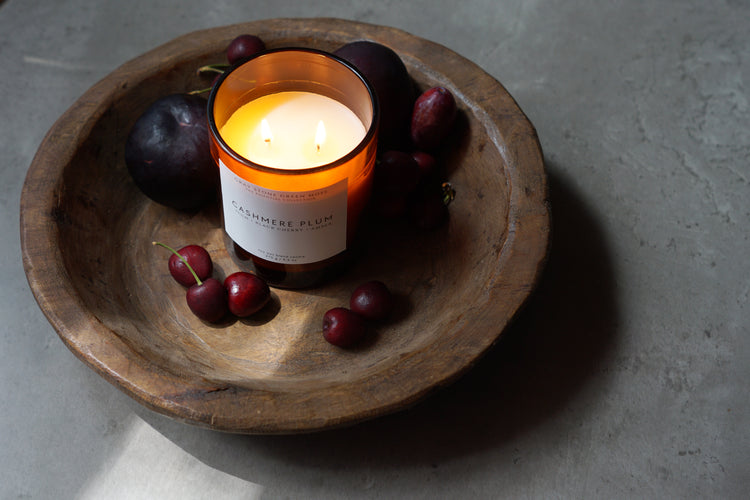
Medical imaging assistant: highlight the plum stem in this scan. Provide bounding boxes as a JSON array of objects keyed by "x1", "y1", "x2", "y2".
[{"x1": 152, "y1": 241, "x2": 203, "y2": 286}]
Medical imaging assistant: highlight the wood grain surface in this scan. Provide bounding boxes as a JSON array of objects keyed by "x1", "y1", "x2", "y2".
[{"x1": 20, "y1": 18, "x2": 549, "y2": 434}]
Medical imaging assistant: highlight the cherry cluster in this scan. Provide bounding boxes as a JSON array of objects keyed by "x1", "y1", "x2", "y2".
[
  {"x1": 372, "y1": 86, "x2": 458, "y2": 230},
  {"x1": 154, "y1": 242, "x2": 270, "y2": 323}
]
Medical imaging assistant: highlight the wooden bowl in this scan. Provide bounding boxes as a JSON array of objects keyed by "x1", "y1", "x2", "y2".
[{"x1": 20, "y1": 18, "x2": 549, "y2": 434}]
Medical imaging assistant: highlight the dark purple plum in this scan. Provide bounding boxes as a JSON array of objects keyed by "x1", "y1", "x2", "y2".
[
  {"x1": 334, "y1": 41, "x2": 415, "y2": 150},
  {"x1": 125, "y1": 94, "x2": 217, "y2": 211},
  {"x1": 350, "y1": 281, "x2": 393, "y2": 321}
]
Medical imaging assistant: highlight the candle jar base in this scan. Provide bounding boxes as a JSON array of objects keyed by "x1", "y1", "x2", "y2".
[{"x1": 224, "y1": 233, "x2": 352, "y2": 289}]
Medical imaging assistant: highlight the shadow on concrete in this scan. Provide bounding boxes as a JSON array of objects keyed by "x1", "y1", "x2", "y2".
[{"x1": 137, "y1": 163, "x2": 619, "y2": 480}]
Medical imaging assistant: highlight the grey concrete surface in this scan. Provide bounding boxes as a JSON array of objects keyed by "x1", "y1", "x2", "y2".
[{"x1": 2, "y1": 0, "x2": 748, "y2": 498}]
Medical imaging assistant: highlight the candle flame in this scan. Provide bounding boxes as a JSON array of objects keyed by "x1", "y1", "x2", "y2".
[
  {"x1": 261, "y1": 119, "x2": 273, "y2": 144},
  {"x1": 315, "y1": 120, "x2": 326, "y2": 153}
]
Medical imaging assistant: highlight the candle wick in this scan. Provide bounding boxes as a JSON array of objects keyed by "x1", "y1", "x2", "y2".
[
  {"x1": 261, "y1": 118, "x2": 273, "y2": 145},
  {"x1": 315, "y1": 120, "x2": 325, "y2": 154}
]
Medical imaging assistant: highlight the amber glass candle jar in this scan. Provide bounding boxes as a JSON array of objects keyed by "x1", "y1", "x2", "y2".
[{"x1": 208, "y1": 48, "x2": 379, "y2": 288}]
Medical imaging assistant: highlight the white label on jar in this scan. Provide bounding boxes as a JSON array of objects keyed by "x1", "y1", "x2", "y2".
[{"x1": 219, "y1": 160, "x2": 347, "y2": 264}]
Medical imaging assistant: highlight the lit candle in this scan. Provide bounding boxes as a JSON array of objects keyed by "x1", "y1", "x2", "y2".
[
  {"x1": 219, "y1": 91, "x2": 366, "y2": 169},
  {"x1": 208, "y1": 48, "x2": 378, "y2": 288}
]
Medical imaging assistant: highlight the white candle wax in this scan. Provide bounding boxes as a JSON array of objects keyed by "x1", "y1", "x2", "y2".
[{"x1": 220, "y1": 91, "x2": 366, "y2": 170}]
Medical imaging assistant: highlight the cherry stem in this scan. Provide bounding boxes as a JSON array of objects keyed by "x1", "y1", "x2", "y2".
[
  {"x1": 188, "y1": 87, "x2": 212, "y2": 95},
  {"x1": 196, "y1": 63, "x2": 229, "y2": 75},
  {"x1": 441, "y1": 182, "x2": 456, "y2": 206},
  {"x1": 152, "y1": 241, "x2": 203, "y2": 286}
]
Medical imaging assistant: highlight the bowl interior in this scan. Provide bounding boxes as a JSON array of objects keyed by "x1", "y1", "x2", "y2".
[{"x1": 22, "y1": 19, "x2": 547, "y2": 433}]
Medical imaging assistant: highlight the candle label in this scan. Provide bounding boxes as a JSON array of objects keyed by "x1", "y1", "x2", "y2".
[{"x1": 220, "y1": 160, "x2": 347, "y2": 264}]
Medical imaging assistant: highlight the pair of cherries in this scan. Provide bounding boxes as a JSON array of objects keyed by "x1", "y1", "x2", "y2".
[
  {"x1": 322, "y1": 281, "x2": 394, "y2": 348},
  {"x1": 154, "y1": 242, "x2": 269, "y2": 323}
]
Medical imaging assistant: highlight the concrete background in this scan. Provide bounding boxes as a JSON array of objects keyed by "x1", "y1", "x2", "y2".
[{"x1": 2, "y1": 0, "x2": 748, "y2": 498}]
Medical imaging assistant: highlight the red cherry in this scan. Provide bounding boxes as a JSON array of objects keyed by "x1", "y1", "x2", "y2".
[
  {"x1": 224, "y1": 272, "x2": 270, "y2": 317},
  {"x1": 411, "y1": 150, "x2": 438, "y2": 180},
  {"x1": 226, "y1": 34, "x2": 266, "y2": 65},
  {"x1": 411, "y1": 86, "x2": 457, "y2": 151},
  {"x1": 374, "y1": 150, "x2": 421, "y2": 197},
  {"x1": 168, "y1": 245, "x2": 212, "y2": 286},
  {"x1": 186, "y1": 278, "x2": 228, "y2": 323},
  {"x1": 154, "y1": 241, "x2": 226, "y2": 322},
  {"x1": 350, "y1": 281, "x2": 393, "y2": 321},
  {"x1": 322, "y1": 308, "x2": 368, "y2": 347}
]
